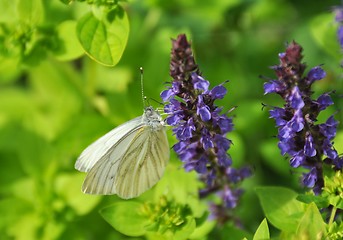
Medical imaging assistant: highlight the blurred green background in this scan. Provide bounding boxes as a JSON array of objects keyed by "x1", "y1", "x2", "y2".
[{"x1": 1, "y1": 0, "x2": 343, "y2": 239}]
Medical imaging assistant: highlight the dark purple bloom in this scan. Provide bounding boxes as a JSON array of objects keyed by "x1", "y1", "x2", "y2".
[
  {"x1": 306, "y1": 66, "x2": 326, "y2": 84},
  {"x1": 197, "y1": 95, "x2": 212, "y2": 121},
  {"x1": 161, "y1": 88, "x2": 174, "y2": 101},
  {"x1": 319, "y1": 116, "x2": 338, "y2": 140},
  {"x1": 289, "y1": 109, "x2": 304, "y2": 132},
  {"x1": 162, "y1": 34, "x2": 250, "y2": 224},
  {"x1": 220, "y1": 187, "x2": 241, "y2": 209},
  {"x1": 288, "y1": 86, "x2": 305, "y2": 110},
  {"x1": 335, "y1": 7, "x2": 343, "y2": 48},
  {"x1": 317, "y1": 93, "x2": 333, "y2": 111},
  {"x1": 263, "y1": 80, "x2": 284, "y2": 94},
  {"x1": 338, "y1": 26, "x2": 343, "y2": 48},
  {"x1": 302, "y1": 168, "x2": 317, "y2": 188},
  {"x1": 269, "y1": 107, "x2": 287, "y2": 126},
  {"x1": 290, "y1": 151, "x2": 305, "y2": 168},
  {"x1": 264, "y1": 41, "x2": 343, "y2": 194},
  {"x1": 304, "y1": 133, "x2": 316, "y2": 157},
  {"x1": 209, "y1": 85, "x2": 227, "y2": 99},
  {"x1": 335, "y1": 7, "x2": 343, "y2": 22},
  {"x1": 192, "y1": 73, "x2": 209, "y2": 91}
]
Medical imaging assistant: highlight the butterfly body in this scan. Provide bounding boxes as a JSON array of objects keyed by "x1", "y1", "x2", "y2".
[{"x1": 75, "y1": 107, "x2": 169, "y2": 199}]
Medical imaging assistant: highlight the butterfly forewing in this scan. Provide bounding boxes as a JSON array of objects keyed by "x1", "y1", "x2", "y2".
[
  {"x1": 115, "y1": 127, "x2": 169, "y2": 199},
  {"x1": 75, "y1": 116, "x2": 142, "y2": 172},
  {"x1": 81, "y1": 123, "x2": 144, "y2": 194}
]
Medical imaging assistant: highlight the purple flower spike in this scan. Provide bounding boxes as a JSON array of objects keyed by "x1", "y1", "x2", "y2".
[
  {"x1": 335, "y1": 7, "x2": 343, "y2": 48},
  {"x1": 162, "y1": 34, "x2": 250, "y2": 224},
  {"x1": 264, "y1": 41, "x2": 342, "y2": 194}
]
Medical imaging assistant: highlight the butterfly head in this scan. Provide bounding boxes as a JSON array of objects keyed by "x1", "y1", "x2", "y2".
[{"x1": 143, "y1": 106, "x2": 164, "y2": 130}]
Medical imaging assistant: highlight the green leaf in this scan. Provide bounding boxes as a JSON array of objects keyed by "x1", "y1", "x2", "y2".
[
  {"x1": 296, "y1": 194, "x2": 329, "y2": 209},
  {"x1": 77, "y1": 5, "x2": 129, "y2": 66},
  {"x1": 17, "y1": 0, "x2": 44, "y2": 24},
  {"x1": 209, "y1": 223, "x2": 252, "y2": 240},
  {"x1": 152, "y1": 166, "x2": 204, "y2": 217},
  {"x1": 29, "y1": 60, "x2": 83, "y2": 140},
  {"x1": 0, "y1": 197, "x2": 32, "y2": 230},
  {"x1": 296, "y1": 203, "x2": 327, "y2": 240},
  {"x1": 173, "y1": 217, "x2": 196, "y2": 240},
  {"x1": 189, "y1": 219, "x2": 215, "y2": 240},
  {"x1": 55, "y1": 173, "x2": 101, "y2": 215},
  {"x1": 6, "y1": 212, "x2": 42, "y2": 240},
  {"x1": 55, "y1": 20, "x2": 84, "y2": 61},
  {"x1": 255, "y1": 187, "x2": 305, "y2": 232},
  {"x1": 100, "y1": 202, "x2": 148, "y2": 237},
  {"x1": 328, "y1": 196, "x2": 343, "y2": 209},
  {"x1": 0, "y1": 0, "x2": 16, "y2": 22},
  {"x1": 253, "y1": 218, "x2": 270, "y2": 240},
  {"x1": 144, "y1": 217, "x2": 196, "y2": 240}
]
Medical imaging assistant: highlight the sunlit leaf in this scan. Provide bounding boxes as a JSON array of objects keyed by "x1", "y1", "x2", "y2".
[
  {"x1": 296, "y1": 194, "x2": 329, "y2": 209},
  {"x1": 253, "y1": 218, "x2": 270, "y2": 240},
  {"x1": 55, "y1": 173, "x2": 101, "y2": 215},
  {"x1": 17, "y1": 0, "x2": 44, "y2": 24},
  {"x1": 100, "y1": 202, "x2": 148, "y2": 237},
  {"x1": 77, "y1": 5, "x2": 129, "y2": 66},
  {"x1": 173, "y1": 216, "x2": 196, "y2": 240},
  {"x1": 255, "y1": 187, "x2": 305, "y2": 232},
  {"x1": 210, "y1": 223, "x2": 252, "y2": 240},
  {"x1": 29, "y1": 60, "x2": 83, "y2": 140},
  {"x1": 55, "y1": 20, "x2": 85, "y2": 61},
  {"x1": 0, "y1": 197, "x2": 32, "y2": 230},
  {"x1": 296, "y1": 203, "x2": 326, "y2": 240},
  {"x1": 152, "y1": 166, "x2": 203, "y2": 216},
  {"x1": 188, "y1": 218, "x2": 215, "y2": 240},
  {"x1": 6, "y1": 212, "x2": 42, "y2": 240}
]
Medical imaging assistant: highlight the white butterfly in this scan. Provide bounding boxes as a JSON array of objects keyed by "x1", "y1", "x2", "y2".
[{"x1": 75, "y1": 106, "x2": 170, "y2": 199}]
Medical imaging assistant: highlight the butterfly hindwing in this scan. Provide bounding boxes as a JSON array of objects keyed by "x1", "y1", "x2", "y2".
[{"x1": 115, "y1": 127, "x2": 170, "y2": 199}]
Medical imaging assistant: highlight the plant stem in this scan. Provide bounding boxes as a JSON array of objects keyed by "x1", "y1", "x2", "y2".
[{"x1": 329, "y1": 206, "x2": 337, "y2": 225}]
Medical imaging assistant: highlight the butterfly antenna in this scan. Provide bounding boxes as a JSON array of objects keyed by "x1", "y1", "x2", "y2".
[{"x1": 140, "y1": 67, "x2": 147, "y2": 108}]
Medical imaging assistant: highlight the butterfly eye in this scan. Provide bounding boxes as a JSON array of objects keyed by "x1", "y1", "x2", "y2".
[{"x1": 145, "y1": 107, "x2": 154, "y2": 117}]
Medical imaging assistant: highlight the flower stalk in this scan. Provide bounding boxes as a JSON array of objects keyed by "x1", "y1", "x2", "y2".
[
  {"x1": 263, "y1": 41, "x2": 343, "y2": 194},
  {"x1": 161, "y1": 34, "x2": 250, "y2": 223}
]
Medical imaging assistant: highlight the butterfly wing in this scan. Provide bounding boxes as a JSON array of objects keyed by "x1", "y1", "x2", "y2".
[
  {"x1": 115, "y1": 127, "x2": 170, "y2": 199},
  {"x1": 81, "y1": 124, "x2": 144, "y2": 195},
  {"x1": 75, "y1": 116, "x2": 143, "y2": 172},
  {"x1": 81, "y1": 126, "x2": 169, "y2": 198}
]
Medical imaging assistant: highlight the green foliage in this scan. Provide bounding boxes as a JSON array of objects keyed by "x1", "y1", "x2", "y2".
[
  {"x1": 101, "y1": 197, "x2": 196, "y2": 240},
  {"x1": 256, "y1": 187, "x2": 334, "y2": 239},
  {"x1": 256, "y1": 187, "x2": 305, "y2": 232},
  {"x1": 253, "y1": 218, "x2": 269, "y2": 240},
  {"x1": 1, "y1": 0, "x2": 343, "y2": 239},
  {"x1": 76, "y1": 5, "x2": 129, "y2": 66}
]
